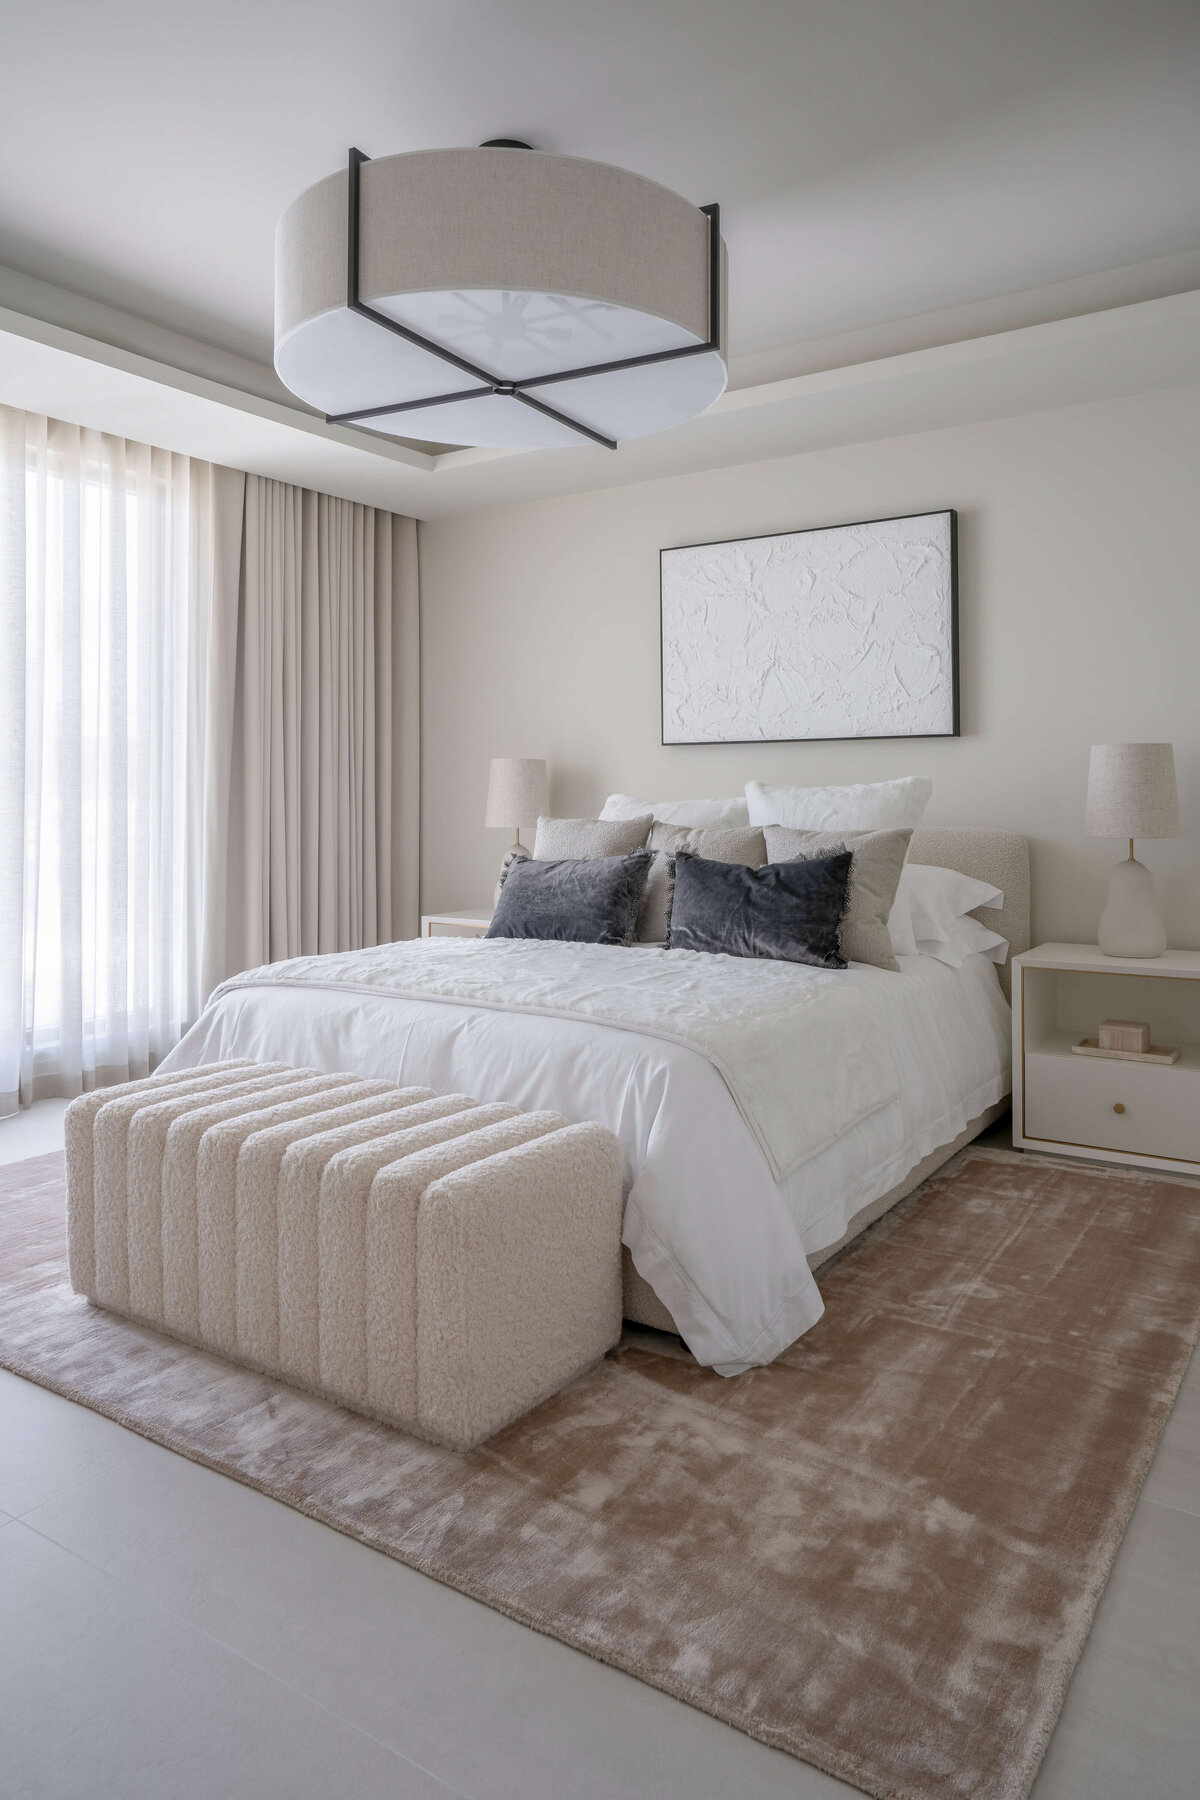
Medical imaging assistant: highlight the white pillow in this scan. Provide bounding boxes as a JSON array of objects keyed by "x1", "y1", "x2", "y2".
[
  {"x1": 915, "y1": 914, "x2": 1009, "y2": 969},
  {"x1": 952, "y1": 915, "x2": 1009, "y2": 964},
  {"x1": 898, "y1": 863, "x2": 1003, "y2": 944},
  {"x1": 887, "y1": 890, "x2": 919, "y2": 958},
  {"x1": 745, "y1": 777, "x2": 932, "y2": 832},
  {"x1": 600, "y1": 792, "x2": 749, "y2": 829}
]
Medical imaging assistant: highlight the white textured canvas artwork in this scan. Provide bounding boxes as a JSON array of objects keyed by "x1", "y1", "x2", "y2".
[{"x1": 660, "y1": 510, "x2": 958, "y2": 743}]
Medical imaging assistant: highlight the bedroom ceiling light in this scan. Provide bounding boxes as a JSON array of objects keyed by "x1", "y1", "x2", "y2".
[{"x1": 274, "y1": 144, "x2": 727, "y2": 451}]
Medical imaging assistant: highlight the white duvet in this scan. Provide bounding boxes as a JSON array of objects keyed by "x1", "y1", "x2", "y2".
[
  {"x1": 162, "y1": 941, "x2": 1011, "y2": 1375},
  {"x1": 206, "y1": 937, "x2": 900, "y2": 1181}
]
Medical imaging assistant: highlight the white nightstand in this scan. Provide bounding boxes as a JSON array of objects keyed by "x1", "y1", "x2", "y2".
[
  {"x1": 1012, "y1": 943, "x2": 1200, "y2": 1174},
  {"x1": 420, "y1": 908, "x2": 493, "y2": 939}
]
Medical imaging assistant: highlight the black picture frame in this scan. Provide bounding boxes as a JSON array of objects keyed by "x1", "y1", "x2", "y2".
[{"x1": 659, "y1": 508, "x2": 960, "y2": 747}]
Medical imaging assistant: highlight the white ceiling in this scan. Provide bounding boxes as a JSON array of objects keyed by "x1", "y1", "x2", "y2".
[
  {"x1": 4, "y1": 289, "x2": 1197, "y2": 518},
  {"x1": 2, "y1": 0, "x2": 1198, "y2": 374}
]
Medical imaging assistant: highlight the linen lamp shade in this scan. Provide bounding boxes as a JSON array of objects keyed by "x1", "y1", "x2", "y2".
[
  {"x1": 1086, "y1": 744, "x2": 1181, "y2": 840},
  {"x1": 485, "y1": 759, "x2": 549, "y2": 833},
  {"x1": 274, "y1": 147, "x2": 727, "y2": 449},
  {"x1": 1085, "y1": 743, "x2": 1181, "y2": 958}
]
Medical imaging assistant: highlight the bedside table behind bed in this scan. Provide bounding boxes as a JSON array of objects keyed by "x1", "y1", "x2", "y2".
[{"x1": 420, "y1": 909, "x2": 494, "y2": 939}]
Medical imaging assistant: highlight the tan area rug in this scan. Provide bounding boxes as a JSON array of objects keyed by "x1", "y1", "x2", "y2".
[{"x1": 2, "y1": 1146, "x2": 1199, "y2": 1800}]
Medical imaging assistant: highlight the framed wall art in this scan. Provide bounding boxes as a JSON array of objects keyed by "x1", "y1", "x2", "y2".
[{"x1": 660, "y1": 509, "x2": 959, "y2": 745}]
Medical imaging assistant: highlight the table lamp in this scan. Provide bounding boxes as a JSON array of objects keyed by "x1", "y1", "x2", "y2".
[
  {"x1": 485, "y1": 757, "x2": 549, "y2": 902},
  {"x1": 1085, "y1": 743, "x2": 1181, "y2": 958}
]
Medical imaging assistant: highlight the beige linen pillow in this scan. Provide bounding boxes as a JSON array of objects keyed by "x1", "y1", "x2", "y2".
[
  {"x1": 533, "y1": 815, "x2": 652, "y2": 859},
  {"x1": 763, "y1": 826, "x2": 912, "y2": 971},
  {"x1": 639, "y1": 822, "x2": 766, "y2": 942}
]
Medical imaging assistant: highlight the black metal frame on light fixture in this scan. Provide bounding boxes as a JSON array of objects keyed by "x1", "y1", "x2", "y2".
[{"x1": 325, "y1": 148, "x2": 722, "y2": 450}]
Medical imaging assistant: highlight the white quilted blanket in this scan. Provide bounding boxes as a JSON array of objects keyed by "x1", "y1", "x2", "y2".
[{"x1": 213, "y1": 938, "x2": 900, "y2": 1181}]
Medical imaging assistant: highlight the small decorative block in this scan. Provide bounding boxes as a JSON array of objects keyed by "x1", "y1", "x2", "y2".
[{"x1": 1098, "y1": 1019, "x2": 1152, "y2": 1054}]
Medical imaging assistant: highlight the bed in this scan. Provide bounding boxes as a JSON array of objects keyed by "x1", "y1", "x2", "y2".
[{"x1": 160, "y1": 826, "x2": 1029, "y2": 1376}]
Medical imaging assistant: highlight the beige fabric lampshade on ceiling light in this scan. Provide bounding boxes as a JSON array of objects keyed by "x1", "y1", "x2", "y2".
[
  {"x1": 1085, "y1": 743, "x2": 1182, "y2": 959},
  {"x1": 274, "y1": 146, "x2": 727, "y2": 450}
]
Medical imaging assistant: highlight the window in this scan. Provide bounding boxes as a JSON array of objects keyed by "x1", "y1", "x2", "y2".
[{"x1": 0, "y1": 411, "x2": 209, "y2": 1112}]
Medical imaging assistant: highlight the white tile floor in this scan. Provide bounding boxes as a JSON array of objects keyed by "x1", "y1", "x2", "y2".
[{"x1": 1, "y1": 1101, "x2": 1197, "y2": 1800}]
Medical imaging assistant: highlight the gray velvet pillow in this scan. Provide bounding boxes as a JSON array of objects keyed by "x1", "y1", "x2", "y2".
[
  {"x1": 762, "y1": 826, "x2": 912, "y2": 972},
  {"x1": 637, "y1": 822, "x2": 767, "y2": 943},
  {"x1": 533, "y1": 815, "x2": 651, "y2": 859},
  {"x1": 668, "y1": 850, "x2": 852, "y2": 968},
  {"x1": 487, "y1": 851, "x2": 653, "y2": 946}
]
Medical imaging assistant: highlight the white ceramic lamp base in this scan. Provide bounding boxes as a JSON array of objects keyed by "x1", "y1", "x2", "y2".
[{"x1": 1098, "y1": 855, "x2": 1167, "y2": 959}]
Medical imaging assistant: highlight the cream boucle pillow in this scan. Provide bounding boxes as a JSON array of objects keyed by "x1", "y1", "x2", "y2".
[
  {"x1": 533, "y1": 815, "x2": 652, "y2": 860},
  {"x1": 638, "y1": 822, "x2": 766, "y2": 943},
  {"x1": 762, "y1": 826, "x2": 912, "y2": 971}
]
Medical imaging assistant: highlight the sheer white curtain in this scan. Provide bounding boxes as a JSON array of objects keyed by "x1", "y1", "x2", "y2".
[
  {"x1": 0, "y1": 410, "x2": 212, "y2": 1113},
  {"x1": 0, "y1": 410, "x2": 419, "y2": 1117}
]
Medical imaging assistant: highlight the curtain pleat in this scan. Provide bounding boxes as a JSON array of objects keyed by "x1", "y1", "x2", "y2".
[
  {"x1": 1, "y1": 411, "x2": 419, "y2": 1114},
  {"x1": 1, "y1": 406, "x2": 31, "y2": 1113}
]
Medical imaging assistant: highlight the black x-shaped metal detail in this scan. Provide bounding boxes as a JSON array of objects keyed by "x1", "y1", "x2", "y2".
[{"x1": 326, "y1": 148, "x2": 722, "y2": 451}]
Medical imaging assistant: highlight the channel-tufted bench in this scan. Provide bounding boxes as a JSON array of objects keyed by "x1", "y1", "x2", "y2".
[{"x1": 66, "y1": 1062, "x2": 624, "y2": 1450}]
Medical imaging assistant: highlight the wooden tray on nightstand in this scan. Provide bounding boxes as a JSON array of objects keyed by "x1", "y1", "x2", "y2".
[{"x1": 1071, "y1": 1038, "x2": 1181, "y2": 1065}]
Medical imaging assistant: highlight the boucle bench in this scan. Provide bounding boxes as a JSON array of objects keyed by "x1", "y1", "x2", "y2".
[{"x1": 65, "y1": 1062, "x2": 624, "y2": 1450}]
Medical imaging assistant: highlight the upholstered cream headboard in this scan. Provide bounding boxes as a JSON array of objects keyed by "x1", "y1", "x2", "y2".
[{"x1": 907, "y1": 826, "x2": 1030, "y2": 1001}]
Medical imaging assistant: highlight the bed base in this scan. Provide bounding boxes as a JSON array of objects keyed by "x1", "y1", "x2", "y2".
[{"x1": 622, "y1": 1099, "x2": 1010, "y2": 1336}]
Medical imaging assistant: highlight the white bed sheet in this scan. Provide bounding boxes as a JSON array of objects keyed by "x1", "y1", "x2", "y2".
[
  {"x1": 779, "y1": 951, "x2": 1011, "y2": 1256},
  {"x1": 161, "y1": 951, "x2": 1010, "y2": 1376}
]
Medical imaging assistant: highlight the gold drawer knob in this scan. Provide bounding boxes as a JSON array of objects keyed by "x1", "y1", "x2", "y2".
[{"x1": 1113, "y1": 1103, "x2": 1126, "y2": 1115}]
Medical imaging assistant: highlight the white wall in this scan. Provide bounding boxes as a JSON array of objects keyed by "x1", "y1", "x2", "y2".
[{"x1": 419, "y1": 382, "x2": 1200, "y2": 948}]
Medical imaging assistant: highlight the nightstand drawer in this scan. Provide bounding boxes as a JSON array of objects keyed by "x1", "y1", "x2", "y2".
[{"x1": 1024, "y1": 1051, "x2": 1200, "y2": 1163}]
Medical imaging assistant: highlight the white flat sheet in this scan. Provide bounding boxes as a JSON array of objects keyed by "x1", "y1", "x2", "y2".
[{"x1": 161, "y1": 949, "x2": 1010, "y2": 1375}]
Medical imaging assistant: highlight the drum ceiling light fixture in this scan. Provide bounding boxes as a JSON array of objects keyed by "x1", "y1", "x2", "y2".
[{"x1": 274, "y1": 143, "x2": 727, "y2": 450}]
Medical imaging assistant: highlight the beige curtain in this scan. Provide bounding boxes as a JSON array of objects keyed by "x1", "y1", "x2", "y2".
[{"x1": 200, "y1": 471, "x2": 419, "y2": 1001}]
